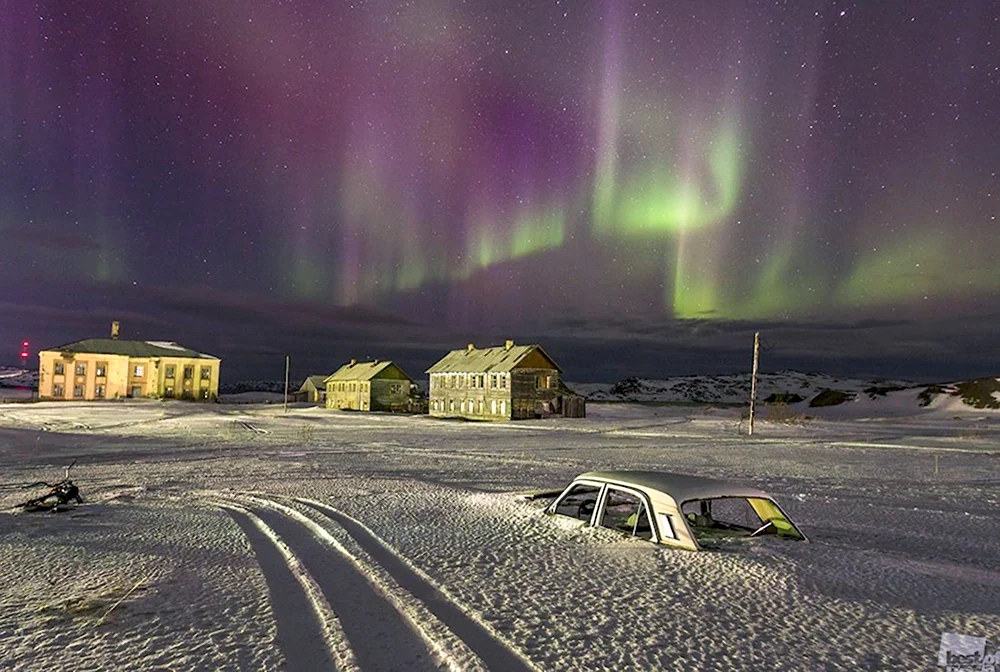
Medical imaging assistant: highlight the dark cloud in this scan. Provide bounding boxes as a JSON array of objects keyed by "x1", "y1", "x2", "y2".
[{"x1": 3, "y1": 290, "x2": 999, "y2": 384}]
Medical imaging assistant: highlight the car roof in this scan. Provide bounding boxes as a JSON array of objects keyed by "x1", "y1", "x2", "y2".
[{"x1": 576, "y1": 470, "x2": 772, "y2": 504}]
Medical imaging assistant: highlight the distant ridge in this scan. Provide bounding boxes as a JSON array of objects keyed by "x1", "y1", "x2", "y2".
[
  {"x1": 569, "y1": 370, "x2": 1000, "y2": 411},
  {"x1": 0, "y1": 366, "x2": 37, "y2": 388}
]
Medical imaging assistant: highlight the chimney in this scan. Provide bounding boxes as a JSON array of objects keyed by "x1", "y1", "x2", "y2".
[
  {"x1": 349, "y1": 359, "x2": 356, "y2": 367},
  {"x1": 373, "y1": 358, "x2": 379, "y2": 364},
  {"x1": 466, "y1": 343, "x2": 475, "y2": 353},
  {"x1": 504, "y1": 339, "x2": 514, "y2": 351},
  {"x1": 111, "y1": 321, "x2": 120, "y2": 340}
]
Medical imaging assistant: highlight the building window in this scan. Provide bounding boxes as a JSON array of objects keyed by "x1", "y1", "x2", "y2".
[
  {"x1": 500, "y1": 374, "x2": 508, "y2": 389},
  {"x1": 131, "y1": 386, "x2": 142, "y2": 398},
  {"x1": 134, "y1": 364, "x2": 144, "y2": 377},
  {"x1": 75, "y1": 362, "x2": 87, "y2": 376},
  {"x1": 183, "y1": 366, "x2": 193, "y2": 380},
  {"x1": 165, "y1": 386, "x2": 174, "y2": 397},
  {"x1": 537, "y1": 375, "x2": 551, "y2": 389},
  {"x1": 165, "y1": 365, "x2": 175, "y2": 379},
  {"x1": 53, "y1": 383, "x2": 64, "y2": 397},
  {"x1": 73, "y1": 384, "x2": 84, "y2": 398},
  {"x1": 390, "y1": 383, "x2": 402, "y2": 394},
  {"x1": 491, "y1": 399, "x2": 497, "y2": 414},
  {"x1": 95, "y1": 384, "x2": 106, "y2": 398},
  {"x1": 96, "y1": 362, "x2": 107, "y2": 377},
  {"x1": 54, "y1": 361, "x2": 65, "y2": 375},
  {"x1": 200, "y1": 366, "x2": 211, "y2": 381},
  {"x1": 201, "y1": 388, "x2": 210, "y2": 399}
]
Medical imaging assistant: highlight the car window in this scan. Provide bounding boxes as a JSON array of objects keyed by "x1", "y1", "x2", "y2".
[
  {"x1": 553, "y1": 484, "x2": 601, "y2": 521},
  {"x1": 682, "y1": 498, "x2": 763, "y2": 537},
  {"x1": 599, "y1": 488, "x2": 653, "y2": 540}
]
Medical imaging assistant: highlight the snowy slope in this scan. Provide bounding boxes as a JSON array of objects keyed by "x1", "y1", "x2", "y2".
[
  {"x1": 0, "y1": 366, "x2": 36, "y2": 388},
  {"x1": 570, "y1": 370, "x2": 1000, "y2": 413},
  {"x1": 571, "y1": 370, "x2": 914, "y2": 403}
]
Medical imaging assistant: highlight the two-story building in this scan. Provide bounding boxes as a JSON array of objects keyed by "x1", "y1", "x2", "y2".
[
  {"x1": 325, "y1": 360, "x2": 415, "y2": 412},
  {"x1": 426, "y1": 340, "x2": 585, "y2": 421},
  {"x1": 38, "y1": 338, "x2": 221, "y2": 401}
]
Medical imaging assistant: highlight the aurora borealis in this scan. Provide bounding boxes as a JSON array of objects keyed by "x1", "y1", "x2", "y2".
[{"x1": 2, "y1": 1, "x2": 998, "y2": 381}]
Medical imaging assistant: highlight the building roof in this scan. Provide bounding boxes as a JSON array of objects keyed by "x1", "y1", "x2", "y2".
[
  {"x1": 324, "y1": 360, "x2": 412, "y2": 382},
  {"x1": 425, "y1": 342, "x2": 561, "y2": 374},
  {"x1": 298, "y1": 375, "x2": 329, "y2": 391},
  {"x1": 43, "y1": 339, "x2": 219, "y2": 360},
  {"x1": 576, "y1": 471, "x2": 772, "y2": 504}
]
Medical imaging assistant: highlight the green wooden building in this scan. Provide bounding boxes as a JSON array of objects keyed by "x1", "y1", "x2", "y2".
[
  {"x1": 324, "y1": 360, "x2": 415, "y2": 412},
  {"x1": 426, "y1": 340, "x2": 585, "y2": 421}
]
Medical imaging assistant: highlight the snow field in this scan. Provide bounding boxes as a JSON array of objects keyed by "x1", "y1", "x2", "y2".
[{"x1": 0, "y1": 399, "x2": 997, "y2": 670}]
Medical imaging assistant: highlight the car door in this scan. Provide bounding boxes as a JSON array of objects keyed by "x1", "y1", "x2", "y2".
[{"x1": 596, "y1": 485, "x2": 656, "y2": 541}]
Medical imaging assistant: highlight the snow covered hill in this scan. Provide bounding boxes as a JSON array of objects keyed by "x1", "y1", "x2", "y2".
[
  {"x1": 570, "y1": 370, "x2": 1000, "y2": 412},
  {"x1": 0, "y1": 366, "x2": 37, "y2": 388}
]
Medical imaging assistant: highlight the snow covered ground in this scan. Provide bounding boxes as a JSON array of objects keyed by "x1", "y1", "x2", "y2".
[{"x1": 0, "y1": 398, "x2": 998, "y2": 670}]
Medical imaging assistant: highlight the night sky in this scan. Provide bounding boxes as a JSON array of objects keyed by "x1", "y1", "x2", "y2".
[{"x1": 2, "y1": 1, "x2": 998, "y2": 383}]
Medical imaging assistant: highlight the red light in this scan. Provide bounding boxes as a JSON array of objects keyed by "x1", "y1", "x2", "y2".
[{"x1": 22, "y1": 341, "x2": 28, "y2": 347}]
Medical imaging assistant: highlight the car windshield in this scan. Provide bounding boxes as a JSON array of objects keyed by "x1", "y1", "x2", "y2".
[{"x1": 681, "y1": 497, "x2": 803, "y2": 540}]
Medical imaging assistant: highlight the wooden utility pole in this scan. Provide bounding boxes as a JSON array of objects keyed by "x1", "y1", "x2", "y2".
[
  {"x1": 283, "y1": 355, "x2": 290, "y2": 413},
  {"x1": 748, "y1": 331, "x2": 760, "y2": 436}
]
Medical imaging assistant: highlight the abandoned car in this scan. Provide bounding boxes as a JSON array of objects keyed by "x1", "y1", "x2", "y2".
[{"x1": 543, "y1": 470, "x2": 806, "y2": 551}]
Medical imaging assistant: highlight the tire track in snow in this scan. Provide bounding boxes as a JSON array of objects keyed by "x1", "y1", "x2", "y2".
[
  {"x1": 236, "y1": 419, "x2": 268, "y2": 434},
  {"x1": 239, "y1": 496, "x2": 488, "y2": 672},
  {"x1": 219, "y1": 504, "x2": 355, "y2": 671},
  {"x1": 297, "y1": 498, "x2": 537, "y2": 672},
  {"x1": 244, "y1": 503, "x2": 445, "y2": 671},
  {"x1": 39, "y1": 421, "x2": 91, "y2": 432}
]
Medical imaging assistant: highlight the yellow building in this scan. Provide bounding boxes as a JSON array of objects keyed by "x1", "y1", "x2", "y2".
[
  {"x1": 325, "y1": 359, "x2": 415, "y2": 411},
  {"x1": 38, "y1": 338, "x2": 221, "y2": 401}
]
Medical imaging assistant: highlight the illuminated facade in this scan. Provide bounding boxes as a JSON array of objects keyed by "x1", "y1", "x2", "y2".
[
  {"x1": 296, "y1": 375, "x2": 328, "y2": 404},
  {"x1": 38, "y1": 339, "x2": 221, "y2": 401},
  {"x1": 427, "y1": 341, "x2": 585, "y2": 421},
  {"x1": 324, "y1": 360, "x2": 415, "y2": 412}
]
